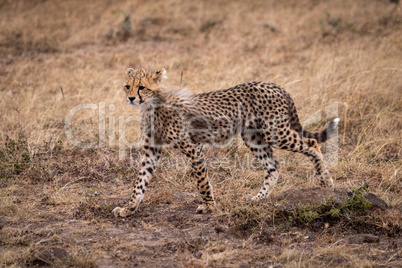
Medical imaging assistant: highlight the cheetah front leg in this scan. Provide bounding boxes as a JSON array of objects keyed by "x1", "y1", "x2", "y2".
[
  {"x1": 179, "y1": 142, "x2": 215, "y2": 214},
  {"x1": 112, "y1": 146, "x2": 161, "y2": 217}
]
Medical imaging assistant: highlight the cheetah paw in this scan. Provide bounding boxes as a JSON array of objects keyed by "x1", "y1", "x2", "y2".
[
  {"x1": 112, "y1": 207, "x2": 131, "y2": 218},
  {"x1": 320, "y1": 171, "x2": 334, "y2": 189},
  {"x1": 246, "y1": 194, "x2": 260, "y2": 202},
  {"x1": 196, "y1": 204, "x2": 214, "y2": 214}
]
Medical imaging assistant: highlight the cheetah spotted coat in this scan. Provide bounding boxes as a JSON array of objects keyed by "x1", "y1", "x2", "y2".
[{"x1": 112, "y1": 68, "x2": 339, "y2": 217}]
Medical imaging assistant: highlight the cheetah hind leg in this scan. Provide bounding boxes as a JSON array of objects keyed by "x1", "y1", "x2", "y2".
[
  {"x1": 307, "y1": 138, "x2": 322, "y2": 155},
  {"x1": 242, "y1": 133, "x2": 279, "y2": 202},
  {"x1": 309, "y1": 139, "x2": 333, "y2": 188},
  {"x1": 280, "y1": 130, "x2": 334, "y2": 189},
  {"x1": 301, "y1": 143, "x2": 334, "y2": 189}
]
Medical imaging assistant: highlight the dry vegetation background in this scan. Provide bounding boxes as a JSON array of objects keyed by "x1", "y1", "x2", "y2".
[{"x1": 0, "y1": 0, "x2": 401, "y2": 267}]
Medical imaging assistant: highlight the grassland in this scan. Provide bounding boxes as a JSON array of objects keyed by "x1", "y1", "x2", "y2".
[{"x1": 0, "y1": 0, "x2": 401, "y2": 267}]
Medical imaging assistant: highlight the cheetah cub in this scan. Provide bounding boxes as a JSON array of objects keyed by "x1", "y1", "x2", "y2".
[{"x1": 112, "y1": 68, "x2": 339, "y2": 217}]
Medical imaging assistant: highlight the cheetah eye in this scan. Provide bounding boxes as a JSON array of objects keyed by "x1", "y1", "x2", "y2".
[
  {"x1": 124, "y1": 85, "x2": 130, "y2": 90},
  {"x1": 138, "y1": 86, "x2": 145, "y2": 90}
]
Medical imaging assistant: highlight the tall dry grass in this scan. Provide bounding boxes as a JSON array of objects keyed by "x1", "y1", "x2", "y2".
[{"x1": 1, "y1": 0, "x2": 400, "y2": 194}]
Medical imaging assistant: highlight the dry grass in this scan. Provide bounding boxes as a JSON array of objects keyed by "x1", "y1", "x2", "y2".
[{"x1": 0, "y1": 0, "x2": 401, "y2": 267}]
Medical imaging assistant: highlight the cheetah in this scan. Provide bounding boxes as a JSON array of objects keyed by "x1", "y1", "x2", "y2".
[{"x1": 112, "y1": 68, "x2": 340, "y2": 217}]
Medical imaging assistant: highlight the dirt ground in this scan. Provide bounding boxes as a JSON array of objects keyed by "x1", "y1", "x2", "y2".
[{"x1": 1, "y1": 147, "x2": 401, "y2": 267}]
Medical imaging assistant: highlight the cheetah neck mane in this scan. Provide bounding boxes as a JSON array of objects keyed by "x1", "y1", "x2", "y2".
[{"x1": 152, "y1": 86, "x2": 194, "y2": 108}]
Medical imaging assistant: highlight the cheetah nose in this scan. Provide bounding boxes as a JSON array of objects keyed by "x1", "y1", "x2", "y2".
[{"x1": 128, "y1": 97, "x2": 136, "y2": 102}]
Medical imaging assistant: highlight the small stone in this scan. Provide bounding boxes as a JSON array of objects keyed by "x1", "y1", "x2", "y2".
[
  {"x1": 365, "y1": 193, "x2": 388, "y2": 210},
  {"x1": 348, "y1": 234, "x2": 379, "y2": 244}
]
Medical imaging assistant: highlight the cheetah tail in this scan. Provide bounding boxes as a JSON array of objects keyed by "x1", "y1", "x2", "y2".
[{"x1": 302, "y1": 118, "x2": 340, "y2": 144}]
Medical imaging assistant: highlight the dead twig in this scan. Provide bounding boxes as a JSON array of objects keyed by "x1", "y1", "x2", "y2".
[{"x1": 182, "y1": 231, "x2": 195, "y2": 248}]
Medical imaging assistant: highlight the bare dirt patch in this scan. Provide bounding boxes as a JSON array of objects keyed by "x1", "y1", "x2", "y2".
[{"x1": 1, "y1": 143, "x2": 400, "y2": 267}]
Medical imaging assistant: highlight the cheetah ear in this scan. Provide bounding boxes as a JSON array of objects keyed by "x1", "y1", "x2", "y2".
[
  {"x1": 126, "y1": 68, "x2": 135, "y2": 78},
  {"x1": 153, "y1": 68, "x2": 167, "y2": 83}
]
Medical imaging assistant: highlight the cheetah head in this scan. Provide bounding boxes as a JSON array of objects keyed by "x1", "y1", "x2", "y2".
[{"x1": 124, "y1": 68, "x2": 167, "y2": 107}]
